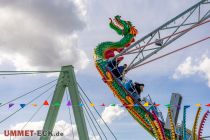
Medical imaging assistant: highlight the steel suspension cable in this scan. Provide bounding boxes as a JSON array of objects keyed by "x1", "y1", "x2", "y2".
[
  {"x1": 80, "y1": 93, "x2": 104, "y2": 140},
  {"x1": 65, "y1": 89, "x2": 75, "y2": 140},
  {"x1": 132, "y1": 36, "x2": 210, "y2": 70},
  {"x1": 0, "y1": 73, "x2": 58, "y2": 76},
  {"x1": 0, "y1": 84, "x2": 56, "y2": 124},
  {"x1": 0, "y1": 70, "x2": 62, "y2": 73},
  {"x1": 13, "y1": 91, "x2": 53, "y2": 140},
  {"x1": 0, "y1": 79, "x2": 57, "y2": 108},
  {"x1": 83, "y1": 107, "x2": 98, "y2": 140},
  {"x1": 77, "y1": 83, "x2": 117, "y2": 140},
  {"x1": 0, "y1": 70, "x2": 63, "y2": 76}
]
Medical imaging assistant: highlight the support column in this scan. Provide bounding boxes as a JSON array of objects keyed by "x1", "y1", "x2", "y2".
[{"x1": 40, "y1": 65, "x2": 89, "y2": 140}]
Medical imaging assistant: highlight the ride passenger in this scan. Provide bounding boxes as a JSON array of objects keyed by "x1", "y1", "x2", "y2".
[
  {"x1": 124, "y1": 80, "x2": 134, "y2": 92},
  {"x1": 116, "y1": 64, "x2": 127, "y2": 81},
  {"x1": 130, "y1": 82, "x2": 144, "y2": 102},
  {"x1": 134, "y1": 83, "x2": 144, "y2": 101},
  {"x1": 107, "y1": 57, "x2": 124, "y2": 70}
]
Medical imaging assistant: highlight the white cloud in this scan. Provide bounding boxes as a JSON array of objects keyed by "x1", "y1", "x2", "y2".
[
  {"x1": 99, "y1": 105, "x2": 125, "y2": 124},
  {"x1": 0, "y1": 120, "x2": 98, "y2": 140},
  {"x1": 173, "y1": 57, "x2": 196, "y2": 79},
  {"x1": 173, "y1": 55, "x2": 210, "y2": 87},
  {"x1": 0, "y1": 0, "x2": 89, "y2": 71},
  {"x1": 72, "y1": 0, "x2": 88, "y2": 16}
]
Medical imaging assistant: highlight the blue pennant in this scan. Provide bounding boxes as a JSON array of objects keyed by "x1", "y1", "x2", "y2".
[
  {"x1": 20, "y1": 104, "x2": 26, "y2": 108},
  {"x1": 184, "y1": 105, "x2": 190, "y2": 109},
  {"x1": 79, "y1": 103, "x2": 84, "y2": 107}
]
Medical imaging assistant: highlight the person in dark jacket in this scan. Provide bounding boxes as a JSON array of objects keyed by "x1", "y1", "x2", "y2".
[
  {"x1": 107, "y1": 57, "x2": 124, "y2": 69},
  {"x1": 133, "y1": 83, "x2": 144, "y2": 102},
  {"x1": 116, "y1": 64, "x2": 127, "y2": 81}
]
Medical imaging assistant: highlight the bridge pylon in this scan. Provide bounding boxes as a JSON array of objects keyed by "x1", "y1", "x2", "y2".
[{"x1": 40, "y1": 65, "x2": 89, "y2": 140}]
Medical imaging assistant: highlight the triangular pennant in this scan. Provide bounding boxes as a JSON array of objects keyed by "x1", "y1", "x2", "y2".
[
  {"x1": 165, "y1": 104, "x2": 171, "y2": 108},
  {"x1": 205, "y1": 103, "x2": 210, "y2": 107},
  {"x1": 100, "y1": 103, "x2": 106, "y2": 107},
  {"x1": 90, "y1": 103, "x2": 95, "y2": 107},
  {"x1": 154, "y1": 104, "x2": 160, "y2": 107},
  {"x1": 43, "y1": 100, "x2": 49, "y2": 106},
  {"x1": 54, "y1": 102, "x2": 60, "y2": 107},
  {"x1": 9, "y1": 103, "x2": 14, "y2": 108},
  {"x1": 184, "y1": 105, "x2": 190, "y2": 108},
  {"x1": 134, "y1": 103, "x2": 139, "y2": 107},
  {"x1": 143, "y1": 102, "x2": 149, "y2": 107},
  {"x1": 20, "y1": 104, "x2": 26, "y2": 108},
  {"x1": 110, "y1": 104, "x2": 116, "y2": 106},
  {"x1": 79, "y1": 103, "x2": 84, "y2": 107},
  {"x1": 196, "y1": 104, "x2": 201, "y2": 107},
  {"x1": 174, "y1": 105, "x2": 181, "y2": 109},
  {"x1": 67, "y1": 101, "x2": 71, "y2": 106},
  {"x1": 32, "y1": 103, "x2": 37, "y2": 107}
]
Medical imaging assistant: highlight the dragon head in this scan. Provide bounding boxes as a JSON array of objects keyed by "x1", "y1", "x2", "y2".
[{"x1": 109, "y1": 15, "x2": 138, "y2": 36}]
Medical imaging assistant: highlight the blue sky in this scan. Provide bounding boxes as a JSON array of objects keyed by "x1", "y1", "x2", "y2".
[{"x1": 0, "y1": 0, "x2": 209, "y2": 140}]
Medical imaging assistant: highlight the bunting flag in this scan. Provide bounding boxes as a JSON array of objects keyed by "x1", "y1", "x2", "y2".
[
  {"x1": 205, "y1": 104, "x2": 210, "y2": 107},
  {"x1": 196, "y1": 103, "x2": 201, "y2": 107},
  {"x1": 90, "y1": 103, "x2": 95, "y2": 107},
  {"x1": 9, "y1": 103, "x2": 14, "y2": 108},
  {"x1": 32, "y1": 104, "x2": 37, "y2": 107},
  {"x1": 154, "y1": 104, "x2": 160, "y2": 107},
  {"x1": 174, "y1": 105, "x2": 181, "y2": 109},
  {"x1": 165, "y1": 104, "x2": 171, "y2": 108},
  {"x1": 79, "y1": 103, "x2": 84, "y2": 107},
  {"x1": 43, "y1": 100, "x2": 49, "y2": 106},
  {"x1": 143, "y1": 102, "x2": 149, "y2": 107},
  {"x1": 184, "y1": 105, "x2": 190, "y2": 108},
  {"x1": 100, "y1": 103, "x2": 106, "y2": 107},
  {"x1": 20, "y1": 104, "x2": 26, "y2": 108},
  {"x1": 67, "y1": 101, "x2": 71, "y2": 107},
  {"x1": 4, "y1": 101, "x2": 210, "y2": 108},
  {"x1": 54, "y1": 102, "x2": 60, "y2": 107},
  {"x1": 110, "y1": 104, "x2": 116, "y2": 106}
]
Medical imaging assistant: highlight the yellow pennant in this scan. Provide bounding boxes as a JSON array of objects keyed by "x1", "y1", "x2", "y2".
[
  {"x1": 196, "y1": 103, "x2": 201, "y2": 107},
  {"x1": 143, "y1": 102, "x2": 149, "y2": 107},
  {"x1": 90, "y1": 103, "x2": 95, "y2": 107},
  {"x1": 32, "y1": 103, "x2": 37, "y2": 107}
]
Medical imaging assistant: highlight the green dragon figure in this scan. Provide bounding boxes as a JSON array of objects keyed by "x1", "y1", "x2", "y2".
[{"x1": 94, "y1": 15, "x2": 137, "y2": 60}]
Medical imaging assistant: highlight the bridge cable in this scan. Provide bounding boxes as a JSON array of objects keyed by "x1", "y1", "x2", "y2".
[
  {"x1": 0, "y1": 84, "x2": 56, "y2": 124},
  {"x1": 83, "y1": 107, "x2": 98, "y2": 140},
  {"x1": 80, "y1": 93, "x2": 105, "y2": 140},
  {"x1": 65, "y1": 89, "x2": 75, "y2": 140},
  {"x1": 0, "y1": 79, "x2": 57, "y2": 108},
  {"x1": 0, "y1": 70, "x2": 64, "y2": 75},
  {"x1": 77, "y1": 83, "x2": 118, "y2": 140},
  {"x1": 12, "y1": 91, "x2": 53, "y2": 140}
]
